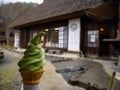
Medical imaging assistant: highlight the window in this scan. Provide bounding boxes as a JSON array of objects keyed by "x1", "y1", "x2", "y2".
[
  {"x1": 10, "y1": 32, "x2": 14, "y2": 37},
  {"x1": 0, "y1": 31, "x2": 5, "y2": 36},
  {"x1": 45, "y1": 26, "x2": 68, "y2": 49},
  {"x1": 88, "y1": 30, "x2": 99, "y2": 47}
]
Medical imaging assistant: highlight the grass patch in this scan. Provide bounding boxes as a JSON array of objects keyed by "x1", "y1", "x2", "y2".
[{"x1": 0, "y1": 59, "x2": 21, "y2": 90}]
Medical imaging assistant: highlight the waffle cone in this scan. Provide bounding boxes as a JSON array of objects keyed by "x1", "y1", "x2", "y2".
[{"x1": 19, "y1": 70, "x2": 44, "y2": 85}]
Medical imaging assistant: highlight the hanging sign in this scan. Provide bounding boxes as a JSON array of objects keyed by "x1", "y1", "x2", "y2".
[
  {"x1": 68, "y1": 18, "x2": 81, "y2": 52},
  {"x1": 14, "y1": 32, "x2": 20, "y2": 48},
  {"x1": 90, "y1": 35, "x2": 96, "y2": 42},
  {"x1": 58, "y1": 27, "x2": 64, "y2": 48}
]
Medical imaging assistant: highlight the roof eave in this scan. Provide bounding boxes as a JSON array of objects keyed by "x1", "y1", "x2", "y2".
[{"x1": 12, "y1": 10, "x2": 86, "y2": 29}]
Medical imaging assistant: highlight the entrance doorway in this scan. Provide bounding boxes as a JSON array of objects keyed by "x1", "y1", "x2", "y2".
[
  {"x1": 87, "y1": 30, "x2": 99, "y2": 57},
  {"x1": 86, "y1": 28, "x2": 111, "y2": 57},
  {"x1": 99, "y1": 28, "x2": 110, "y2": 56}
]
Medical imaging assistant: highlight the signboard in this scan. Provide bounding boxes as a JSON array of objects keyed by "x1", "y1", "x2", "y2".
[
  {"x1": 14, "y1": 32, "x2": 20, "y2": 48},
  {"x1": 58, "y1": 27, "x2": 64, "y2": 48},
  {"x1": 68, "y1": 18, "x2": 81, "y2": 51},
  {"x1": 90, "y1": 35, "x2": 96, "y2": 42}
]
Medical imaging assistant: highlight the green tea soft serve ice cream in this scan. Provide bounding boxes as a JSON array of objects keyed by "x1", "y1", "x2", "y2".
[
  {"x1": 18, "y1": 32, "x2": 45, "y2": 85},
  {"x1": 18, "y1": 32, "x2": 45, "y2": 71}
]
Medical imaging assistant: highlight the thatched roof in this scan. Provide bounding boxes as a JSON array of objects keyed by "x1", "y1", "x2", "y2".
[
  {"x1": 10, "y1": 0, "x2": 103, "y2": 28},
  {"x1": 86, "y1": 0, "x2": 117, "y2": 22}
]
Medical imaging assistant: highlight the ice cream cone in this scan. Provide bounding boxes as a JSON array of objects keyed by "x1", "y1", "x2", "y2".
[{"x1": 19, "y1": 70, "x2": 44, "y2": 85}]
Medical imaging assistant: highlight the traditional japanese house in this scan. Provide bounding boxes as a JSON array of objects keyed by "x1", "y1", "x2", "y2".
[
  {"x1": 10, "y1": 0, "x2": 118, "y2": 57},
  {"x1": 86, "y1": 0, "x2": 118, "y2": 58}
]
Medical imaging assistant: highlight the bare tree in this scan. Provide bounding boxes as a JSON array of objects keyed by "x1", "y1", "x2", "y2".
[{"x1": 0, "y1": 1, "x2": 37, "y2": 45}]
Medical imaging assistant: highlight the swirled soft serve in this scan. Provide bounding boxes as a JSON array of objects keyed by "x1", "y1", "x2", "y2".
[{"x1": 18, "y1": 32, "x2": 45, "y2": 71}]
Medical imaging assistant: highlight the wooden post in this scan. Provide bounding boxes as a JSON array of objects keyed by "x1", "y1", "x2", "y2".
[
  {"x1": 116, "y1": 0, "x2": 120, "y2": 39},
  {"x1": 118, "y1": 0, "x2": 120, "y2": 39}
]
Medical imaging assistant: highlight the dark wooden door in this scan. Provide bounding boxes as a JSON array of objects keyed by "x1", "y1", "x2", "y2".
[{"x1": 87, "y1": 30, "x2": 99, "y2": 57}]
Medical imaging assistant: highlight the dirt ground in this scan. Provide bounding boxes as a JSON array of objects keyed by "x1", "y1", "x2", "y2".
[
  {"x1": 1, "y1": 50, "x2": 120, "y2": 90},
  {"x1": 45, "y1": 56, "x2": 120, "y2": 90}
]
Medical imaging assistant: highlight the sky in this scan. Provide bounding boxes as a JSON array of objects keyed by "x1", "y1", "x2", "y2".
[{"x1": 3, "y1": 0, "x2": 44, "y2": 4}]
